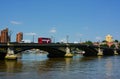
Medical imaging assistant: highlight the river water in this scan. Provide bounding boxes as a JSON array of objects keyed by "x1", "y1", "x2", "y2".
[{"x1": 0, "y1": 53, "x2": 120, "y2": 79}]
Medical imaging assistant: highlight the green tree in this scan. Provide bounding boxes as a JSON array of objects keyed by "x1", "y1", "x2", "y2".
[
  {"x1": 102, "y1": 40, "x2": 107, "y2": 43},
  {"x1": 84, "y1": 41, "x2": 93, "y2": 45},
  {"x1": 114, "y1": 40, "x2": 119, "y2": 43},
  {"x1": 100, "y1": 44, "x2": 109, "y2": 48}
]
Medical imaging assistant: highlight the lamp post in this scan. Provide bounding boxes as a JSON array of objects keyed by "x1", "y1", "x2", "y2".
[
  {"x1": 51, "y1": 36, "x2": 55, "y2": 43},
  {"x1": 8, "y1": 30, "x2": 13, "y2": 43},
  {"x1": 32, "y1": 33, "x2": 36, "y2": 43},
  {"x1": 32, "y1": 34, "x2": 34, "y2": 43},
  {"x1": 80, "y1": 38, "x2": 82, "y2": 43},
  {"x1": 66, "y1": 35, "x2": 69, "y2": 43}
]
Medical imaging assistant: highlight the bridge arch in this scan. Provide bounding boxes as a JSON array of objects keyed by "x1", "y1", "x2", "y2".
[
  {"x1": 13, "y1": 46, "x2": 66, "y2": 58},
  {"x1": 13, "y1": 44, "x2": 100, "y2": 57},
  {"x1": 76, "y1": 45, "x2": 98, "y2": 56},
  {"x1": 12, "y1": 43, "x2": 101, "y2": 57}
]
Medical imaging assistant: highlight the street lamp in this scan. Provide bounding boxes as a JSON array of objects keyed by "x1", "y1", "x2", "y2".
[
  {"x1": 51, "y1": 36, "x2": 55, "y2": 43},
  {"x1": 66, "y1": 35, "x2": 69, "y2": 43},
  {"x1": 32, "y1": 34, "x2": 34, "y2": 43},
  {"x1": 8, "y1": 30, "x2": 13, "y2": 42}
]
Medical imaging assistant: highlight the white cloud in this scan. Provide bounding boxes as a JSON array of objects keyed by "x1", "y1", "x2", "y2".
[
  {"x1": 50, "y1": 28, "x2": 56, "y2": 33},
  {"x1": 60, "y1": 38, "x2": 67, "y2": 43},
  {"x1": 74, "y1": 41, "x2": 79, "y2": 43},
  {"x1": 95, "y1": 36, "x2": 102, "y2": 41},
  {"x1": 76, "y1": 33, "x2": 83, "y2": 37},
  {"x1": 22, "y1": 39, "x2": 31, "y2": 43},
  {"x1": 10, "y1": 21, "x2": 22, "y2": 25},
  {"x1": 25, "y1": 32, "x2": 37, "y2": 36},
  {"x1": 59, "y1": 35, "x2": 72, "y2": 43}
]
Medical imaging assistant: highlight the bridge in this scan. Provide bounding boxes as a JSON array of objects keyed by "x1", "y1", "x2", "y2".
[{"x1": 0, "y1": 43, "x2": 120, "y2": 59}]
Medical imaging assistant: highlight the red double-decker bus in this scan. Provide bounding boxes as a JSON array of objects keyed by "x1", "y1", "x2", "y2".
[{"x1": 38, "y1": 37, "x2": 51, "y2": 44}]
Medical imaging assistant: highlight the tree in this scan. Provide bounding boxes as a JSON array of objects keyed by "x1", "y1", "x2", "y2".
[
  {"x1": 114, "y1": 40, "x2": 119, "y2": 43},
  {"x1": 102, "y1": 40, "x2": 107, "y2": 43},
  {"x1": 84, "y1": 40, "x2": 93, "y2": 45},
  {"x1": 100, "y1": 44, "x2": 109, "y2": 48}
]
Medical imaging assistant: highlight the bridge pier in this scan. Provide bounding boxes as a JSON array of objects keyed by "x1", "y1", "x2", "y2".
[
  {"x1": 65, "y1": 47, "x2": 73, "y2": 57},
  {"x1": 114, "y1": 50, "x2": 118, "y2": 55},
  {"x1": 5, "y1": 48, "x2": 17, "y2": 60},
  {"x1": 97, "y1": 48, "x2": 103, "y2": 56}
]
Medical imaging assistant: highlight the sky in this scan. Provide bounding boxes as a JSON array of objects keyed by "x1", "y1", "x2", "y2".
[{"x1": 0, "y1": 0, "x2": 120, "y2": 43}]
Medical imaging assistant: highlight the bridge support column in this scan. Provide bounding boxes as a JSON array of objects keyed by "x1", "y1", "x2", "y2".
[
  {"x1": 97, "y1": 48, "x2": 103, "y2": 56},
  {"x1": 114, "y1": 50, "x2": 118, "y2": 55},
  {"x1": 65, "y1": 47, "x2": 73, "y2": 57},
  {"x1": 5, "y1": 48, "x2": 17, "y2": 60}
]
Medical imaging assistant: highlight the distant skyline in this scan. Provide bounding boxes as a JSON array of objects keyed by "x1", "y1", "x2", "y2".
[{"x1": 0, "y1": 0, "x2": 120, "y2": 43}]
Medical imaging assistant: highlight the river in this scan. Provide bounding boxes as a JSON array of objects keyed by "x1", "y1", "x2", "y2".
[{"x1": 0, "y1": 53, "x2": 120, "y2": 79}]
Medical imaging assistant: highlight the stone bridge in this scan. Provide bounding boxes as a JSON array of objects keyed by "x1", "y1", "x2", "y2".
[{"x1": 0, "y1": 43, "x2": 120, "y2": 59}]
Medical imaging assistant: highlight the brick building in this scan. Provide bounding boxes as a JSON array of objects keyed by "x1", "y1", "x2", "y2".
[
  {"x1": 0, "y1": 28, "x2": 9, "y2": 43},
  {"x1": 16, "y1": 32, "x2": 23, "y2": 43}
]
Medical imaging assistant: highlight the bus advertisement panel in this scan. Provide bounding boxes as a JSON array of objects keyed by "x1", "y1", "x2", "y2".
[{"x1": 38, "y1": 37, "x2": 51, "y2": 44}]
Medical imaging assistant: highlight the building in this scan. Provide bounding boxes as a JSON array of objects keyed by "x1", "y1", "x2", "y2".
[
  {"x1": 0, "y1": 28, "x2": 9, "y2": 43},
  {"x1": 105, "y1": 34, "x2": 113, "y2": 42},
  {"x1": 16, "y1": 32, "x2": 23, "y2": 43},
  {"x1": 105, "y1": 34, "x2": 114, "y2": 47}
]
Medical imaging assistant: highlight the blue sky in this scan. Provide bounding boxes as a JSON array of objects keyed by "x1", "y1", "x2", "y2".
[{"x1": 0, "y1": 0, "x2": 120, "y2": 43}]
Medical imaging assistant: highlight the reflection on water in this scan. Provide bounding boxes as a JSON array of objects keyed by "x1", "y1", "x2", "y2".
[
  {"x1": 5, "y1": 60, "x2": 22, "y2": 73},
  {"x1": 0, "y1": 60, "x2": 21, "y2": 72},
  {"x1": 0, "y1": 53, "x2": 120, "y2": 79}
]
